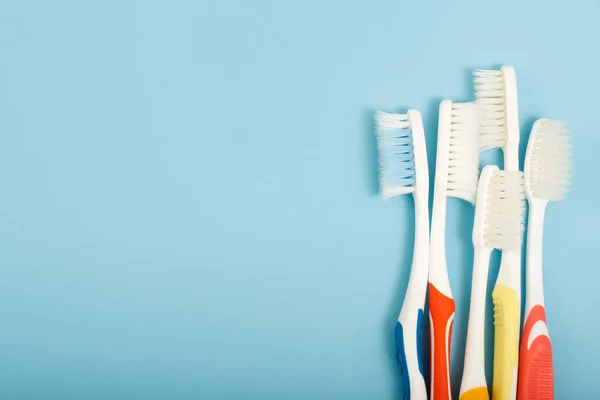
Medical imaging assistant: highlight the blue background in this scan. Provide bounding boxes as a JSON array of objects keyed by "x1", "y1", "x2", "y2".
[{"x1": 0, "y1": 1, "x2": 597, "y2": 399}]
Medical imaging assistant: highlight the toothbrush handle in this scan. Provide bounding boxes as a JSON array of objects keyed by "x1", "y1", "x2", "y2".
[
  {"x1": 429, "y1": 283, "x2": 455, "y2": 400},
  {"x1": 518, "y1": 306, "x2": 553, "y2": 400},
  {"x1": 394, "y1": 189, "x2": 429, "y2": 400},
  {"x1": 395, "y1": 310, "x2": 426, "y2": 400},
  {"x1": 459, "y1": 247, "x2": 491, "y2": 400},
  {"x1": 518, "y1": 204, "x2": 553, "y2": 399},
  {"x1": 491, "y1": 284, "x2": 520, "y2": 400}
]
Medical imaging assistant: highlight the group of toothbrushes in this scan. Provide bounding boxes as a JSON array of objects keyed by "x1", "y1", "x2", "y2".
[{"x1": 375, "y1": 66, "x2": 572, "y2": 400}]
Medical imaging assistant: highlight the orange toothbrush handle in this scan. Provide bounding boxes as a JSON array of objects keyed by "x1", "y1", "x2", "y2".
[
  {"x1": 518, "y1": 305, "x2": 554, "y2": 399},
  {"x1": 429, "y1": 283, "x2": 455, "y2": 400}
]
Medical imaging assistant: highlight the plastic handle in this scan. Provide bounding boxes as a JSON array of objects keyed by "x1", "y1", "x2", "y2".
[
  {"x1": 395, "y1": 311, "x2": 426, "y2": 400},
  {"x1": 459, "y1": 247, "x2": 492, "y2": 400},
  {"x1": 461, "y1": 387, "x2": 490, "y2": 400},
  {"x1": 518, "y1": 202, "x2": 553, "y2": 399},
  {"x1": 429, "y1": 283, "x2": 455, "y2": 400},
  {"x1": 395, "y1": 182, "x2": 429, "y2": 400},
  {"x1": 524, "y1": 202, "x2": 547, "y2": 314},
  {"x1": 491, "y1": 281, "x2": 520, "y2": 400},
  {"x1": 428, "y1": 101, "x2": 453, "y2": 400},
  {"x1": 518, "y1": 306, "x2": 553, "y2": 399}
]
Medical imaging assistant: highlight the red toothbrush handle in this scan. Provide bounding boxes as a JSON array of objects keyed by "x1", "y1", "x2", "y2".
[
  {"x1": 518, "y1": 305, "x2": 554, "y2": 399},
  {"x1": 429, "y1": 283, "x2": 455, "y2": 400}
]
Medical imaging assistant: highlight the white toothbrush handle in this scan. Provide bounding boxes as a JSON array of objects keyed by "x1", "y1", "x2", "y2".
[
  {"x1": 518, "y1": 200, "x2": 554, "y2": 400},
  {"x1": 396, "y1": 190, "x2": 429, "y2": 400},
  {"x1": 459, "y1": 246, "x2": 492, "y2": 400},
  {"x1": 524, "y1": 200, "x2": 547, "y2": 318},
  {"x1": 428, "y1": 196, "x2": 454, "y2": 400}
]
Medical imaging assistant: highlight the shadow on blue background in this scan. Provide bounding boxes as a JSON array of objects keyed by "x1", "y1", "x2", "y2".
[{"x1": 364, "y1": 109, "x2": 381, "y2": 197}]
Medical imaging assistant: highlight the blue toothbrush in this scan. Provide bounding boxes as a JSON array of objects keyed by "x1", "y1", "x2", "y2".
[{"x1": 375, "y1": 110, "x2": 429, "y2": 400}]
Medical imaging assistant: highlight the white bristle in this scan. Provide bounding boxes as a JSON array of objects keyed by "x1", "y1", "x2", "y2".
[
  {"x1": 447, "y1": 102, "x2": 480, "y2": 204},
  {"x1": 484, "y1": 170, "x2": 526, "y2": 250},
  {"x1": 474, "y1": 69, "x2": 507, "y2": 151},
  {"x1": 528, "y1": 120, "x2": 572, "y2": 201},
  {"x1": 375, "y1": 111, "x2": 415, "y2": 199}
]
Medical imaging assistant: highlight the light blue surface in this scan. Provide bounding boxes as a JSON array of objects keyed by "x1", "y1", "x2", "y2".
[{"x1": 0, "y1": 1, "x2": 597, "y2": 399}]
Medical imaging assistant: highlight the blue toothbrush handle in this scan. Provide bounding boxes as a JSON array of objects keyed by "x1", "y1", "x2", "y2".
[{"x1": 395, "y1": 309, "x2": 426, "y2": 400}]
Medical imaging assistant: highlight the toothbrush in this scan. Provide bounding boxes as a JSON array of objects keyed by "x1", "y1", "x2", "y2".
[
  {"x1": 429, "y1": 100, "x2": 480, "y2": 400},
  {"x1": 518, "y1": 119, "x2": 572, "y2": 400},
  {"x1": 474, "y1": 66, "x2": 522, "y2": 400},
  {"x1": 375, "y1": 110, "x2": 429, "y2": 400},
  {"x1": 459, "y1": 166, "x2": 525, "y2": 400}
]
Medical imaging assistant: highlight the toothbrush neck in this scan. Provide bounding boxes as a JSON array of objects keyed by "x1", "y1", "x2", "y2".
[
  {"x1": 504, "y1": 143, "x2": 519, "y2": 171},
  {"x1": 525, "y1": 200, "x2": 548, "y2": 316},
  {"x1": 429, "y1": 193, "x2": 447, "y2": 257}
]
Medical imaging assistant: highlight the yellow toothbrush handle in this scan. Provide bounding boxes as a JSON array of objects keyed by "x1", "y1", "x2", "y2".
[
  {"x1": 460, "y1": 387, "x2": 489, "y2": 400},
  {"x1": 491, "y1": 284, "x2": 520, "y2": 400}
]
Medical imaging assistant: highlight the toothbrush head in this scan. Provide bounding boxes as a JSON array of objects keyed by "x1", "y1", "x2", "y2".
[
  {"x1": 437, "y1": 100, "x2": 480, "y2": 204},
  {"x1": 474, "y1": 66, "x2": 518, "y2": 152},
  {"x1": 375, "y1": 110, "x2": 428, "y2": 200},
  {"x1": 473, "y1": 165, "x2": 526, "y2": 250},
  {"x1": 524, "y1": 119, "x2": 572, "y2": 202}
]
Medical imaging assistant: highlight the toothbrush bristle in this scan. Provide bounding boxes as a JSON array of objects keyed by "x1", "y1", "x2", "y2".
[
  {"x1": 528, "y1": 120, "x2": 572, "y2": 201},
  {"x1": 447, "y1": 102, "x2": 480, "y2": 204},
  {"x1": 474, "y1": 69, "x2": 507, "y2": 151},
  {"x1": 484, "y1": 170, "x2": 526, "y2": 250},
  {"x1": 375, "y1": 111, "x2": 416, "y2": 199}
]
